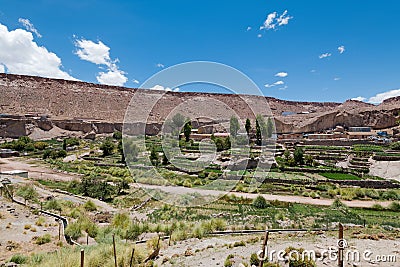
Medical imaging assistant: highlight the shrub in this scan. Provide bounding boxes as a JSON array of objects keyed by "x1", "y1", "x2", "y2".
[
  {"x1": 34, "y1": 141, "x2": 48, "y2": 150},
  {"x1": 35, "y1": 216, "x2": 46, "y2": 226},
  {"x1": 371, "y1": 204, "x2": 384, "y2": 211},
  {"x1": 44, "y1": 199, "x2": 62, "y2": 211},
  {"x1": 35, "y1": 234, "x2": 52, "y2": 245},
  {"x1": 252, "y1": 195, "x2": 268, "y2": 209},
  {"x1": 388, "y1": 202, "x2": 400, "y2": 212},
  {"x1": 65, "y1": 222, "x2": 83, "y2": 240},
  {"x1": 9, "y1": 254, "x2": 28, "y2": 264},
  {"x1": 83, "y1": 200, "x2": 97, "y2": 211},
  {"x1": 100, "y1": 139, "x2": 115, "y2": 156},
  {"x1": 250, "y1": 253, "x2": 260, "y2": 266},
  {"x1": 224, "y1": 255, "x2": 234, "y2": 267}
]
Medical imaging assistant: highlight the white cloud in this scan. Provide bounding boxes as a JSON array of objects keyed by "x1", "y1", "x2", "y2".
[
  {"x1": 351, "y1": 96, "x2": 366, "y2": 102},
  {"x1": 277, "y1": 10, "x2": 293, "y2": 26},
  {"x1": 75, "y1": 38, "x2": 128, "y2": 86},
  {"x1": 319, "y1": 53, "x2": 332, "y2": 59},
  {"x1": 260, "y1": 10, "x2": 292, "y2": 32},
  {"x1": 275, "y1": 72, "x2": 288, "y2": 78},
  {"x1": 310, "y1": 69, "x2": 317, "y2": 73},
  {"x1": 278, "y1": 85, "x2": 288, "y2": 91},
  {"x1": 156, "y1": 63, "x2": 165, "y2": 68},
  {"x1": 150, "y1": 84, "x2": 179, "y2": 92},
  {"x1": 334, "y1": 77, "x2": 341, "y2": 81},
  {"x1": 260, "y1": 12, "x2": 277, "y2": 30},
  {"x1": 367, "y1": 89, "x2": 400, "y2": 104},
  {"x1": 96, "y1": 66, "x2": 127, "y2": 87},
  {"x1": 75, "y1": 39, "x2": 111, "y2": 65},
  {"x1": 265, "y1": 80, "x2": 284, "y2": 88},
  {"x1": 246, "y1": 26, "x2": 252, "y2": 31},
  {"x1": 338, "y1": 45, "x2": 345, "y2": 54},
  {"x1": 0, "y1": 23, "x2": 75, "y2": 80},
  {"x1": 132, "y1": 79, "x2": 140, "y2": 84},
  {"x1": 18, "y1": 18, "x2": 42, "y2": 38},
  {"x1": 257, "y1": 34, "x2": 262, "y2": 38}
]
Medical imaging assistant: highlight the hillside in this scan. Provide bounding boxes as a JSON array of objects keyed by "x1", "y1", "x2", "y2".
[{"x1": 0, "y1": 73, "x2": 399, "y2": 138}]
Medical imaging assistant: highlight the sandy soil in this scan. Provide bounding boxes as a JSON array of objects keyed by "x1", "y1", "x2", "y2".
[
  {"x1": 0, "y1": 198, "x2": 60, "y2": 263},
  {"x1": 369, "y1": 160, "x2": 400, "y2": 181},
  {"x1": 154, "y1": 233, "x2": 400, "y2": 267},
  {"x1": 0, "y1": 157, "x2": 81, "y2": 182}
]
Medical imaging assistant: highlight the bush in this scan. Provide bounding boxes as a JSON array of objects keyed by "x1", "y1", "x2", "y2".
[
  {"x1": 253, "y1": 195, "x2": 268, "y2": 209},
  {"x1": 83, "y1": 200, "x2": 97, "y2": 211},
  {"x1": 65, "y1": 222, "x2": 83, "y2": 240},
  {"x1": 388, "y1": 202, "x2": 400, "y2": 212},
  {"x1": 9, "y1": 254, "x2": 28, "y2": 264},
  {"x1": 224, "y1": 254, "x2": 234, "y2": 267},
  {"x1": 371, "y1": 204, "x2": 384, "y2": 211},
  {"x1": 250, "y1": 253, "x2": 260, "y2": 266},
  {"x1": 35, "y1": 234, "x2": 52, "y2": 245},
  {"x1": 113, "y1": 131, "x2": 123, "y2": 140},
  {"x1": 34, "y1": 141, "x2": 48, "y2": 150},
  {"x1": 100, "y1": 139, "x2": 115, "y2": 156}
]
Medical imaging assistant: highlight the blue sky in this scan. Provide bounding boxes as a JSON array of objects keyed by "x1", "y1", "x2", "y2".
[{"x1": 1, "y1": 0, "x2": 400, "y2": 103}]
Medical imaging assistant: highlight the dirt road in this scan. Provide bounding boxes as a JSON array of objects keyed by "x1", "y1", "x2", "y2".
[{"x1": 1, "y1": 157, "x2": 394, "y2": 209}]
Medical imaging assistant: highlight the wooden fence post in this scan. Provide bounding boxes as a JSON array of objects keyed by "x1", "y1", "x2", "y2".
[
  {"x1": 113, "y1": 234, "x2": 117, "y2": 267},
  {"x1": 338, "y1": 223, "x2": 344, "y2": 267},
  {"x1": 129, "y1": 246, "x2": 135, "y2": 267},
  {"x1": 259, "y1": 226, "x2": 269, "y2": 267},
  {"x1": 80, "y1": 249, "x2": 84, "y2": 267}
]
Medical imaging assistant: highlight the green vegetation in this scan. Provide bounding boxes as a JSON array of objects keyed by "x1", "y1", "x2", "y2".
[
  {"x1": 16, "y1": 184, "x2": 38, "y2": 205},
  {"x1": 320, "y1": 172, "x2": 361, "y2": 180},
  {"x1": 245, "y1": 118, "x2": 251, "y2": 135},
  {"x1": 229, "y1": 116, "x2": 240, "y2": 138},
  {"x1": 35, "y1": 234, "x2": 52, "y2": 245},
  {"x1": 183, "y1": 121, "x2": 192, "y2": 142},
  {"x1": 100, "y1": 138, "x2": 115, "y2": 156}
]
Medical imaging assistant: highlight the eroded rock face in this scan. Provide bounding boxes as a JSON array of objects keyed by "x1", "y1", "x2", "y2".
[{"x1": 0, "y1": 73, "x2": 399, "y2": 138}]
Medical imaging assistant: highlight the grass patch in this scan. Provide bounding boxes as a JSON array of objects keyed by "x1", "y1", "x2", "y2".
[{"x1": 320, "y1": 172, "x2": 361, "y2": 180}]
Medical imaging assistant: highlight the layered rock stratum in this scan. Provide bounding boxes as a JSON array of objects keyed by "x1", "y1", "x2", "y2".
[{"x1": 0, "y1": 73, "x2": 399, "y2": 138}]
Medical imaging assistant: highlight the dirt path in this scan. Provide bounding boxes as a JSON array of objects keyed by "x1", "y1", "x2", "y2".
[
  {"x1": 0, "y1": 157, "x2": 394, "y2": 209},
  {"x1": 138, "y1": 184, "x2": 394, "y2": 208},
  {"x1": 0, "y1": 157, "x2": 80, "y2": 182},
  {"x1": 1, "y1": 158, "x2": 116, "y2": 212}
]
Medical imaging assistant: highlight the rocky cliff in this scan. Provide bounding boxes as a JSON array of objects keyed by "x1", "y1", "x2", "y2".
[{"x1": 0, "y1": 73, "x2": 399, "y2": 138}]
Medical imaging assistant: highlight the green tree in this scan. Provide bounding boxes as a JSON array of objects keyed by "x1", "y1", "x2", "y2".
[
  {"x1": 150, "y1": 146, "x2": 160, "y2": 166},
  {"x1": 245, "y1": 118, "x2": 251, "y2": 135},
  {"x1": 116, "y1": 178, "x2": 130, "y2": 195},
  {"x1": 284, "y1": 149, "x2": 291, "y2": 161},
  {"x1": 172, "y1": 113, "x2": 186, "y2": 129},
  {"x1": 112, "y1": 131, "x2": 122, "y2": 140},
  {"x1": 305, "y1": 155, "x2": 314, "y2": 166},
  {"x1": 255, "y1": 119, "x2": 262, "y2": 146},
  {"x1": 229, "y1": 116, "x2": 240, "y2": 138},
  {"x1": 16, "y1": 184, "x2": 38, "y2": 205},
  {"x1": 266, "y1": 117, "x2": 274, "y2": 138},
  {"x1": 162, "y1": 153, "x2": 169, "y2": 165},
  {"x1": 294, "y1": 147, "x2": 305, "y2": 166},
  {"x1": 100, "y1": 139, "x2": 115, "y2": 156},
  {"x1": 124, "y1": 139, "x2": 139, "y2": 162},
  {"x1": 62, "y1": 139, "x2": 67, "y2": 150},
  {"x1": 183, "y1": 121, "x2": 192, "y2": 142}
]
